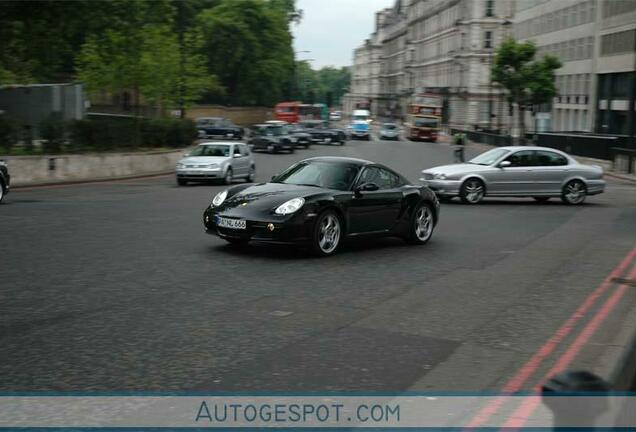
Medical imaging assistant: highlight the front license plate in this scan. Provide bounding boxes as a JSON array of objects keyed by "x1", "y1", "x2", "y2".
[{"x1": 216, "y1": 217, "x2": 246, "y2": 230}]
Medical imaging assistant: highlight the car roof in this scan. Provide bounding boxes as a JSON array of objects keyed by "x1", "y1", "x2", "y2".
[
  {"x1": 197, "y1": 141, "x2": 237, "y2": 146},
  {"x1": 302, "y1": 156, "x2": 373, "y2": 166},
  {"x1": 497, "y1": 146, "x2": 570, "y2": 153}
]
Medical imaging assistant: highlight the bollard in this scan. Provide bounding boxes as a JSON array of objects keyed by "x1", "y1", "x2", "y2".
[{"x1": 542, "y1": 370, "x2": 610, "y2": 430}]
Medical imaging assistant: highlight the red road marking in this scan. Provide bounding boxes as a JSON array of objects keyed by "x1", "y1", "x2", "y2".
[
  {"x1": 466, "y1": 244, "x2": 636, "y2": 429},
  {"x1": 502, "y1": 263, "x2": 636, "y2": 428}
]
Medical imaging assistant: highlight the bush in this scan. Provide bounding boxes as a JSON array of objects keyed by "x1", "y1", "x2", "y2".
[
  {"x1": 69, "y1": 117, "x2": 196, "y2": 152},
  {"x1": 40, "y1": 113, "x2": 67, "y2": 154},
  {"x1": 0, "y1": 115, "x2": 18, "y2": 153}
]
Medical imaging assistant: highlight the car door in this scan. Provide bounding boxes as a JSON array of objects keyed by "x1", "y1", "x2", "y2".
[
  {"x1": 231, "y1": 145, "x2": 248, "y2": 176},
  {"x1": 348, "y1": 166, "x2": 403, "y2": 234},
  {"x1": 488, "y1": 150, "x2": 537, "y2": 195},
  {"x1": 532, "y1": 150, "x2": 570, "y2": 194}
]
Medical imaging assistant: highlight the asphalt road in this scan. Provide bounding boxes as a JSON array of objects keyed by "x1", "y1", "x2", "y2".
[{"x1": 2, "y1": 136, "x2": 636, "y2": 393}]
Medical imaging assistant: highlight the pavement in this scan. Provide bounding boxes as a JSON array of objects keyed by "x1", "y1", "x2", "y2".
[{"x1": 1, "y1": 136, "x2": 636, "y2": 394}]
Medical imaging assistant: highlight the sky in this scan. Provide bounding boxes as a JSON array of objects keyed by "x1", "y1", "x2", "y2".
[{"x1": 292, "y1": 0, "x2": 395, "y2": 69}]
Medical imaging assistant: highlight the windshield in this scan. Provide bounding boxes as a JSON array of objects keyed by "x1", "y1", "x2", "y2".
[
  {"x1": 414, "y1": 118, "x2": 438, "y2": 128},
  {"x1": 353, "y1": 115, "x2": 368, "y2": 121},
  {"x1": 189, "y1": 144, "x2": 231, "y2": 157},
  {"x1": 469, "y1": 148, "x2": 511, "y2": 165},
  {"x1": 265, "y1": 126, "x2": 284, "y2": 136},
  {"x1": 383, "y1": 124, "x2": 397, "y2": 130},
  {"x1": 196, "y1": 118, "x2": 221, "y2": 127},
  {"x1": 275, "y1": 161, "x2": 360, "y2": 191}
]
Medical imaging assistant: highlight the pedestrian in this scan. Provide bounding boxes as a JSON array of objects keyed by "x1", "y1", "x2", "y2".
[{"x1": 453, "y1": 132, "x2": 466, "y2": 163}]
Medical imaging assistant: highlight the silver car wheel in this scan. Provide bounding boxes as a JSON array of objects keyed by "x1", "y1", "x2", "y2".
[
  {"x1": 318, "y1": 214, "x2": 341, "y2": 254},
  {"x1": 0, "y1": 184, "x2": 4, "y2": 203},
  {"x1": 563, "y1": 180, "x2": 586, "y2": 205},
  {"x1": 247, "y1": 166, "x2": 255, "y2": 182},
  {"x1": 415, "y1": 206, "x2": 433, "y2": 241},
  {"x1": 224, "y1": 168, "x2": 233, "y2": 185},
  {"x1": 463, "y1": 179, "x2": 485, "y2": 204}
]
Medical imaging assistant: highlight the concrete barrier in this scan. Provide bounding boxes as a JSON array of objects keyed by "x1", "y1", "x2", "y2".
[{"x1": 2, "y1": 149, "x2": 188, "y2": 187}]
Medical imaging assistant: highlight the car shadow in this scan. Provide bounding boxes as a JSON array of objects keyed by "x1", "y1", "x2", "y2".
[
  {"x1": 442, "y1": 199, "x2": 606, "y2": 207},
  {"x1": 210, "y1": 236, "x2": 416, "y2": 260}
]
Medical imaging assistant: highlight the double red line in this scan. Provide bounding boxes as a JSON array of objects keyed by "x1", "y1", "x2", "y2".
[{"x1": 467, "y1": 243, "x2": 636, "y2": 429}]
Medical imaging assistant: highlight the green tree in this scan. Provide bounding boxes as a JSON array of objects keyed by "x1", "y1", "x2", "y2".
[
  {"x1": 197, "y1": 0, "x2": 295, "y2": 106},
  {"x1": 491, "y1": 38, "x2": 561, "y2": 141}
]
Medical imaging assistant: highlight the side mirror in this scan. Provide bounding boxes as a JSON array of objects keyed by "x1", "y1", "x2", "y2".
[
  {"x1": 355, "y1": 182, "x2": 379, "y2": 195},
  {"x1": 233, "y1": 153, "x2": 240, "y2": 158},
  {"x1": 499, "y1": 160, "x2": 512, "y2": 168}
]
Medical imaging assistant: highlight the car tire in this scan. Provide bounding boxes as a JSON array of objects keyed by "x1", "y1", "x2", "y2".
[
  {"x1": 224, "y1": 168, "x2": 233, "y2": 185},
  {"x1": 405, "y1": 202, "x2": 435, "y2": 245},
  {"x1": 177, "y1": 178, "x2": 188, "y2": 186},
  {"x1": 561, "y1": 180, "x2": 587, "y2": 205},
  {"x1": 310, "y1": 210, "x2": 342, "y2": 257},
  {"x1": 267, "y1": 144, "x2": 276, "y2": 154},
  {"x1": 460, "y1": 178, "x2": 485, "y2": 204},
  {"x1": 247, "y1": 166, "x2": 256, "y2": 183},
  {"x1": 0, "y1": 181, "x2": 5, "y2": 203},
  {"x1": 289, "y1": 147, "x2": 295, "y2": 154},
  {"x1": 533, "y1": 197, "x2": 550, "y2": 203}
]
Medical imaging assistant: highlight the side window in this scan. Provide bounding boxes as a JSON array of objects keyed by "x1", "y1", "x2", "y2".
[
  {"x1": 240, "y1": 144, "x2": 249, "y2": 156},
  {"x1": 377, "y1": 168, "x2": 401, "y2": 189},
  {"x1": 504, "y1": 150, "x2": 535, "y2": 167},
  {"x1": 233, "y1": 146, "x2": 241, "y2": 156},
  {"x1": 357, "y1": 167, "x2": 381, "y2": 186},
  {"x1": 536, "y1": 150, "x2": 568, "y2": 166}
]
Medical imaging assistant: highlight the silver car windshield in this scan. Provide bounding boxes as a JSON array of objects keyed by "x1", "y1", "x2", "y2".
[
  {"x1": 190, "y1": 145, "x2": 231, "y2": 157},
  {"x1": 469, "y1": 148, "x2": 510, "y2": 166}
]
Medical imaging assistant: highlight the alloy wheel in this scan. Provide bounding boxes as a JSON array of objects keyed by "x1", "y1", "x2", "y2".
[
  {"x1": 414, "y1": 206, "x2": 433, "y2": 242},
  {"x1": 563, "y1": 180, "x2": 586, "y2": 205},
  {"x1": 318, "y1": 214, "x2": 341, "y2": 254},
  {"x1": 462, "y1": 179, "x2": 484, "y2": 204},
  {"x1": 224, "y1": 169, "x2": 233, "y2": 185},
  {"x1": 247, "y1": 167, "x2": 255, "y2": 182}
]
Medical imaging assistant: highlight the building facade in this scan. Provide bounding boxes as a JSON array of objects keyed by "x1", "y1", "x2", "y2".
[{"x1": 344, "y1": 0, "x2": 514, "y2": 130}]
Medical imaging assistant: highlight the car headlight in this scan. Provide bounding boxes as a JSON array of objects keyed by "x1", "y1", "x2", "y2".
[
  {"x1": 207, "y1": 163, "x2": 219, "y2": 169},
  {"x1": 212, "y1": 190, "x2": 228, "y2": 207},
  {"x1": 275, "y1": 197, "x2": 305, "y2": 215},
  {"x1": 433, "y1": 173, "x2": 447, "y2": 180}
]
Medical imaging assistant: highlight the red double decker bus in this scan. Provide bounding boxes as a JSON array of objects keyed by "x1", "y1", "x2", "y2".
[
  {"x1": 274, "y1": 102, "x2": 323, "y2": 123},
  {"x1": 405, "y1": 94, "x2": 442, "y2": 142}
]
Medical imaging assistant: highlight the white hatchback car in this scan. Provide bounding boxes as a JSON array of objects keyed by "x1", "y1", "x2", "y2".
[{"x1": 176, "y1": 142, "x2": 255, "y2": 186}]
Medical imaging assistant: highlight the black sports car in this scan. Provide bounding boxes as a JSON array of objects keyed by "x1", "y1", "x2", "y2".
[
  {"x1": 203, "y1": 157, "x2": 440, "y2": 256},
  {"x1": 297, "y1": 120, "x2": 346, "y2": 145},
  {"x1": 196, "y1": 117, "x2": 244, "y2": 140}
]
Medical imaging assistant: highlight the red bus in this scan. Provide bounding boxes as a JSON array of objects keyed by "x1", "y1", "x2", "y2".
[{"x1": 274, "y1": 102, "x2": 322, "y2": 123}]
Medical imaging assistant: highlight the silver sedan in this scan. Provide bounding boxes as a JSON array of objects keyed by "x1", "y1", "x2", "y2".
[
  {"x1": 176, "y1": 142, "x2": 255, "y2": 186},
  {"x1": 420, "y1": 146, "x2": 605, "y2": 205}
]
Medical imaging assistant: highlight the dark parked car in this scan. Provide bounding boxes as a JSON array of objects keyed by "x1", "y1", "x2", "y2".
[
  {"x1": 297, "y1": 120, "x2": 346, "y2": 145},
  {"x1": 265, "y1": 120, "x2": 312, "y2": 148},
  {"x1": 248, "y1": 124, "x2": 296, "y2": 153},
  {"x1": 203, "y1": 157, "x2": 440, "y2": 256},
  {"x1": 0, "y1": 159, "x2": 10, "y2": 203},
  {"x1": 196, "y1": 117, "x2": 244, "y2": 140}
]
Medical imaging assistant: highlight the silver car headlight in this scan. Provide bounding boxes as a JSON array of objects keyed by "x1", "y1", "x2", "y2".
[
  {"x1": 207, "y1": 163, "x2": 219, "y2": 169},
  {"x1": 275, "y1": 197, "x2": 305, "y2": 215},
  {"x1": 176, "y1": 163, "x2": 185, "y2": 169},
  {"x1": 212, "y1": 190, "x2": 228, "y2": 207},
  {"x1": 433, "y1": 173, "x2": 447, "y2": 180}
]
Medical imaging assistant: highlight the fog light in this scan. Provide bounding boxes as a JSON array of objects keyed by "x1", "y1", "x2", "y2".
[
  {"x1": 267, "y1": 223, "x2": 275, "y2": 232},
  {"x1": 205, "y1": 215, "x2": 209, "y2": 223}
]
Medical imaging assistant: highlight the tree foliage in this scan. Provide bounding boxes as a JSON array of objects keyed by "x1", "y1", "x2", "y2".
[
  {"x1": 491, "y1": 38, "x2": 562, "y2": 139},
  {"x1": 0, "y1": 0, "x2": 299, "y2": 109},
  {"x1": 196, "y1": 0, "x2": 295, "y2": 106},
  {"x1": 294, "y1": 62, "x2": 350, "y2": 107}
]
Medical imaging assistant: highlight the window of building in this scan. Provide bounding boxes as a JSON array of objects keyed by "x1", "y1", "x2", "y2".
[
  {"x1": 484, "y1": 31, "x2": 493, "y2": 49},
  {"x1": 601, "y1": 29, "x2": 636, "y2": 56},
  {"x1": 485, "y1": 0, "x2": 494, "y2": 17}
]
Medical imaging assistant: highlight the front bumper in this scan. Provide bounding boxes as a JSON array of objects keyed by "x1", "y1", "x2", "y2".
[
  {"x1": 176, "y1": 168, "x2": 223, "y2": 180},
  {"x1": 203, "y1": 209, "x2": 314, "y2": 245},
  {"x1": 420, "y1": 178, "x2": 462, "y2": 197}
]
